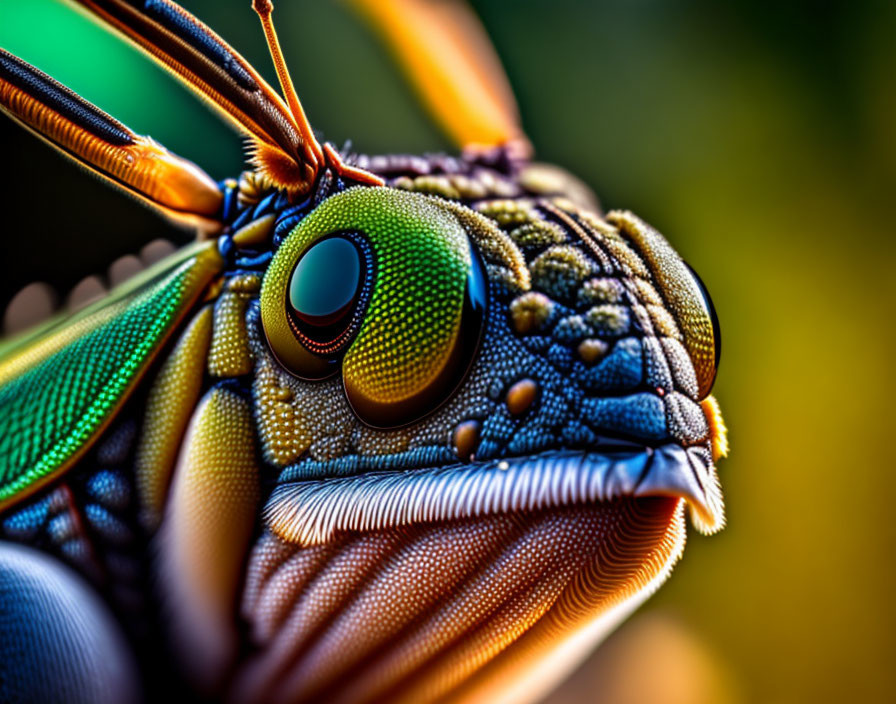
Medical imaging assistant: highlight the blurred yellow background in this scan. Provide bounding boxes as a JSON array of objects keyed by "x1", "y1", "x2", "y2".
[{"x1": 0, "y1": 1, "x2": 893, "y2": 702}]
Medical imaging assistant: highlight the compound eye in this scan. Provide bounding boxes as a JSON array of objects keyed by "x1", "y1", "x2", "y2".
[
  {"x1": 261, "y1": 188, "x2": 488, "y2": 424},
  {"x1": 263, "y1": 233, "x2": 372, "y2": 380},
  {"x1": 343, "y1": 243, "x2": 487, "y2": 427},
  {"x1": 289, "y1": 236, "x2": 362, "y2": 329},
  {"x1": 684, "y1": 262, "x2": 721, "y2": 395}
]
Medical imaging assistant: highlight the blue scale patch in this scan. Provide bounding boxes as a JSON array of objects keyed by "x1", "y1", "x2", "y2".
[
  {"x1": 479, "y1": 411, "x2": 517, "y2": 454},
  {"x1": 560, "y1": 420, "x2": 598, "y2": 448},
  {"x1": 47, "y1": 513, "x2": 76, "y2": 544},
  {"x1": 547, "y1": 343, "x2": 575, "y2": 373},
  {"x1": 2, "y1": 498, "x2": 50, "y2": 540},
  {"x1": 84, "y1": 504, "x2": 132, "y2": 545},
  {"x1": 520, "y1": 335, "x2": 553, "y2": 355},
  {"x1": 86, "y1": 470, "x2": 131, "y2": 511},
  {"x1": 582, "y1": 393, "x2": 667, "y2": 443},
  {"x1": 553, "y1": 315, "x2": 592, "y2": 344},
  {"x1": 506, "y1": 427, "x2": 557, "y2": 456},
  {"x1": 280, "y1": 446, "x2": 456, "y2": 481},
  {"x1": 579, "y1": 338, "x2": 644, "y2": 393},
  {"x1": 59, "y1": 539, "x2": 89, "y2": 563}
]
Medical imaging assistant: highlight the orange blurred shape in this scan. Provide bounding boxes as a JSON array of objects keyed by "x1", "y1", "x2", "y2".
[{"x1": 545, "y1": 610, "x2": 741, "y2": 704}]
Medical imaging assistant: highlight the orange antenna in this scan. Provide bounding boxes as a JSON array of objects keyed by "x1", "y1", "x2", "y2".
[
  {"x1": 252, "y1": 0, "x2": 383, "y2": 187},
  {"x1": 252, "y1": 0, "x2": 324, "y2": 169}
]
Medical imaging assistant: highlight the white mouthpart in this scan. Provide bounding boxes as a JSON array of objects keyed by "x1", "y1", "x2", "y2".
[{"x1": 264, "y1": 445, "x2": 725, "y2": 546}]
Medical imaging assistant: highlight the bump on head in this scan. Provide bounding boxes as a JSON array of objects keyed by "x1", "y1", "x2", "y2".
[{"x1": 506, "y1": 379, "x2": 538, "y2": 416}]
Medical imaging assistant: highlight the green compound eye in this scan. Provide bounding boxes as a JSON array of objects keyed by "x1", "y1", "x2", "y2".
[{"x1": 261, "y1": 187, "x2": 487, "y2": 426}]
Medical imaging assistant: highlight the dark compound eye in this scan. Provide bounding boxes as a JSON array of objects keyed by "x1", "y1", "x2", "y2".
[
  {"x1": 286, "y1": 234, "x2": 372, "y2": 360},
  {"x1": 289, "y1": 237, "x2": 361, "y2": 327},
  {"x1": 262, "y1": 233, "x2": 373, "y2": 380},
  {"x1": 684, "y1": 262, "x2": 721, "y2": 393}
]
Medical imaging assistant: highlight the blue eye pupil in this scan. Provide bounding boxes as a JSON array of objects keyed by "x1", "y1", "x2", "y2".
[{"x1": 289, "y1": 237, "x2": 361, "y2": 325}]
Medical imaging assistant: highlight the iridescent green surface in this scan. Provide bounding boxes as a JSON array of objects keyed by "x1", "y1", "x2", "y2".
[{"x1": 0, "y1": 244, "x2": 220, "y2": 506}]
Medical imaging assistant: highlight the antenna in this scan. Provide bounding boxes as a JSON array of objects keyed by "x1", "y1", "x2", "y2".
[
  {"x1": 252, "y1": 0, "x2": 383, "y2": 187},
  {"x1": 252, "y1": 0, "x2": 324, "y2": 168}
]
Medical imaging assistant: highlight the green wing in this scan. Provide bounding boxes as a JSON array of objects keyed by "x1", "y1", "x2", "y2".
[{"x1": 0, "y1": 241, "x2": 222, "y2": 510}]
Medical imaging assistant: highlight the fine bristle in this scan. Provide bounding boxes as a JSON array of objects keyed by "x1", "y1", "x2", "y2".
[
  {"x1": 265, "y1": 448, "x2": 724, "y2": 546},
  {"x1": 701, "y1": 395, "x2": 729, "y2": 462},
  {"x1": 248, "y1": 140, "x2": 313, "y2": 196},
  {"x1": 250, "y1": 1, "x2": 382, "y2": 190}
]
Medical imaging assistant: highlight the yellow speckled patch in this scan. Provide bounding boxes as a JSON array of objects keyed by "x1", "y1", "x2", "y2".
[
  {"x1": 254, "y1": 354, "x2": 316, "y2": 466},
  {"x1": 160, "y1": 386, "x2": 260, "y2": 684},
  {"x1": 508, "y1": 220, "x2": 566, "y2": 251},
  {"x1": 529, "y1": 245, "x2": 593, "y2": 300},
  {"x1": 474, "y1": 198, "x2": 536, "y2": 228},
  {"x1": 208, "y1": 275, "x2": 259, "y2": 378},
  {"x1": 135, "y1": 305, "x2": 213, "y2": 528},
  {"x1": 438, "y1": 199, "x2": 529, "y2": 291},
  {"x1": 647, "y1": 304, "x2": 681, "y2": 338}
]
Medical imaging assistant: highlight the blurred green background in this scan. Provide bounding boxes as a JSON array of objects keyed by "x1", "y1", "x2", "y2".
[{"x1": 1, "y1": 1, "x2": 894, "y2": 702}]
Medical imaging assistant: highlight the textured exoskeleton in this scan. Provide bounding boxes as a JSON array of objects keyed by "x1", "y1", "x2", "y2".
[{"x1": 0, "y1": 2, "x2": 726, "y2": 702}]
